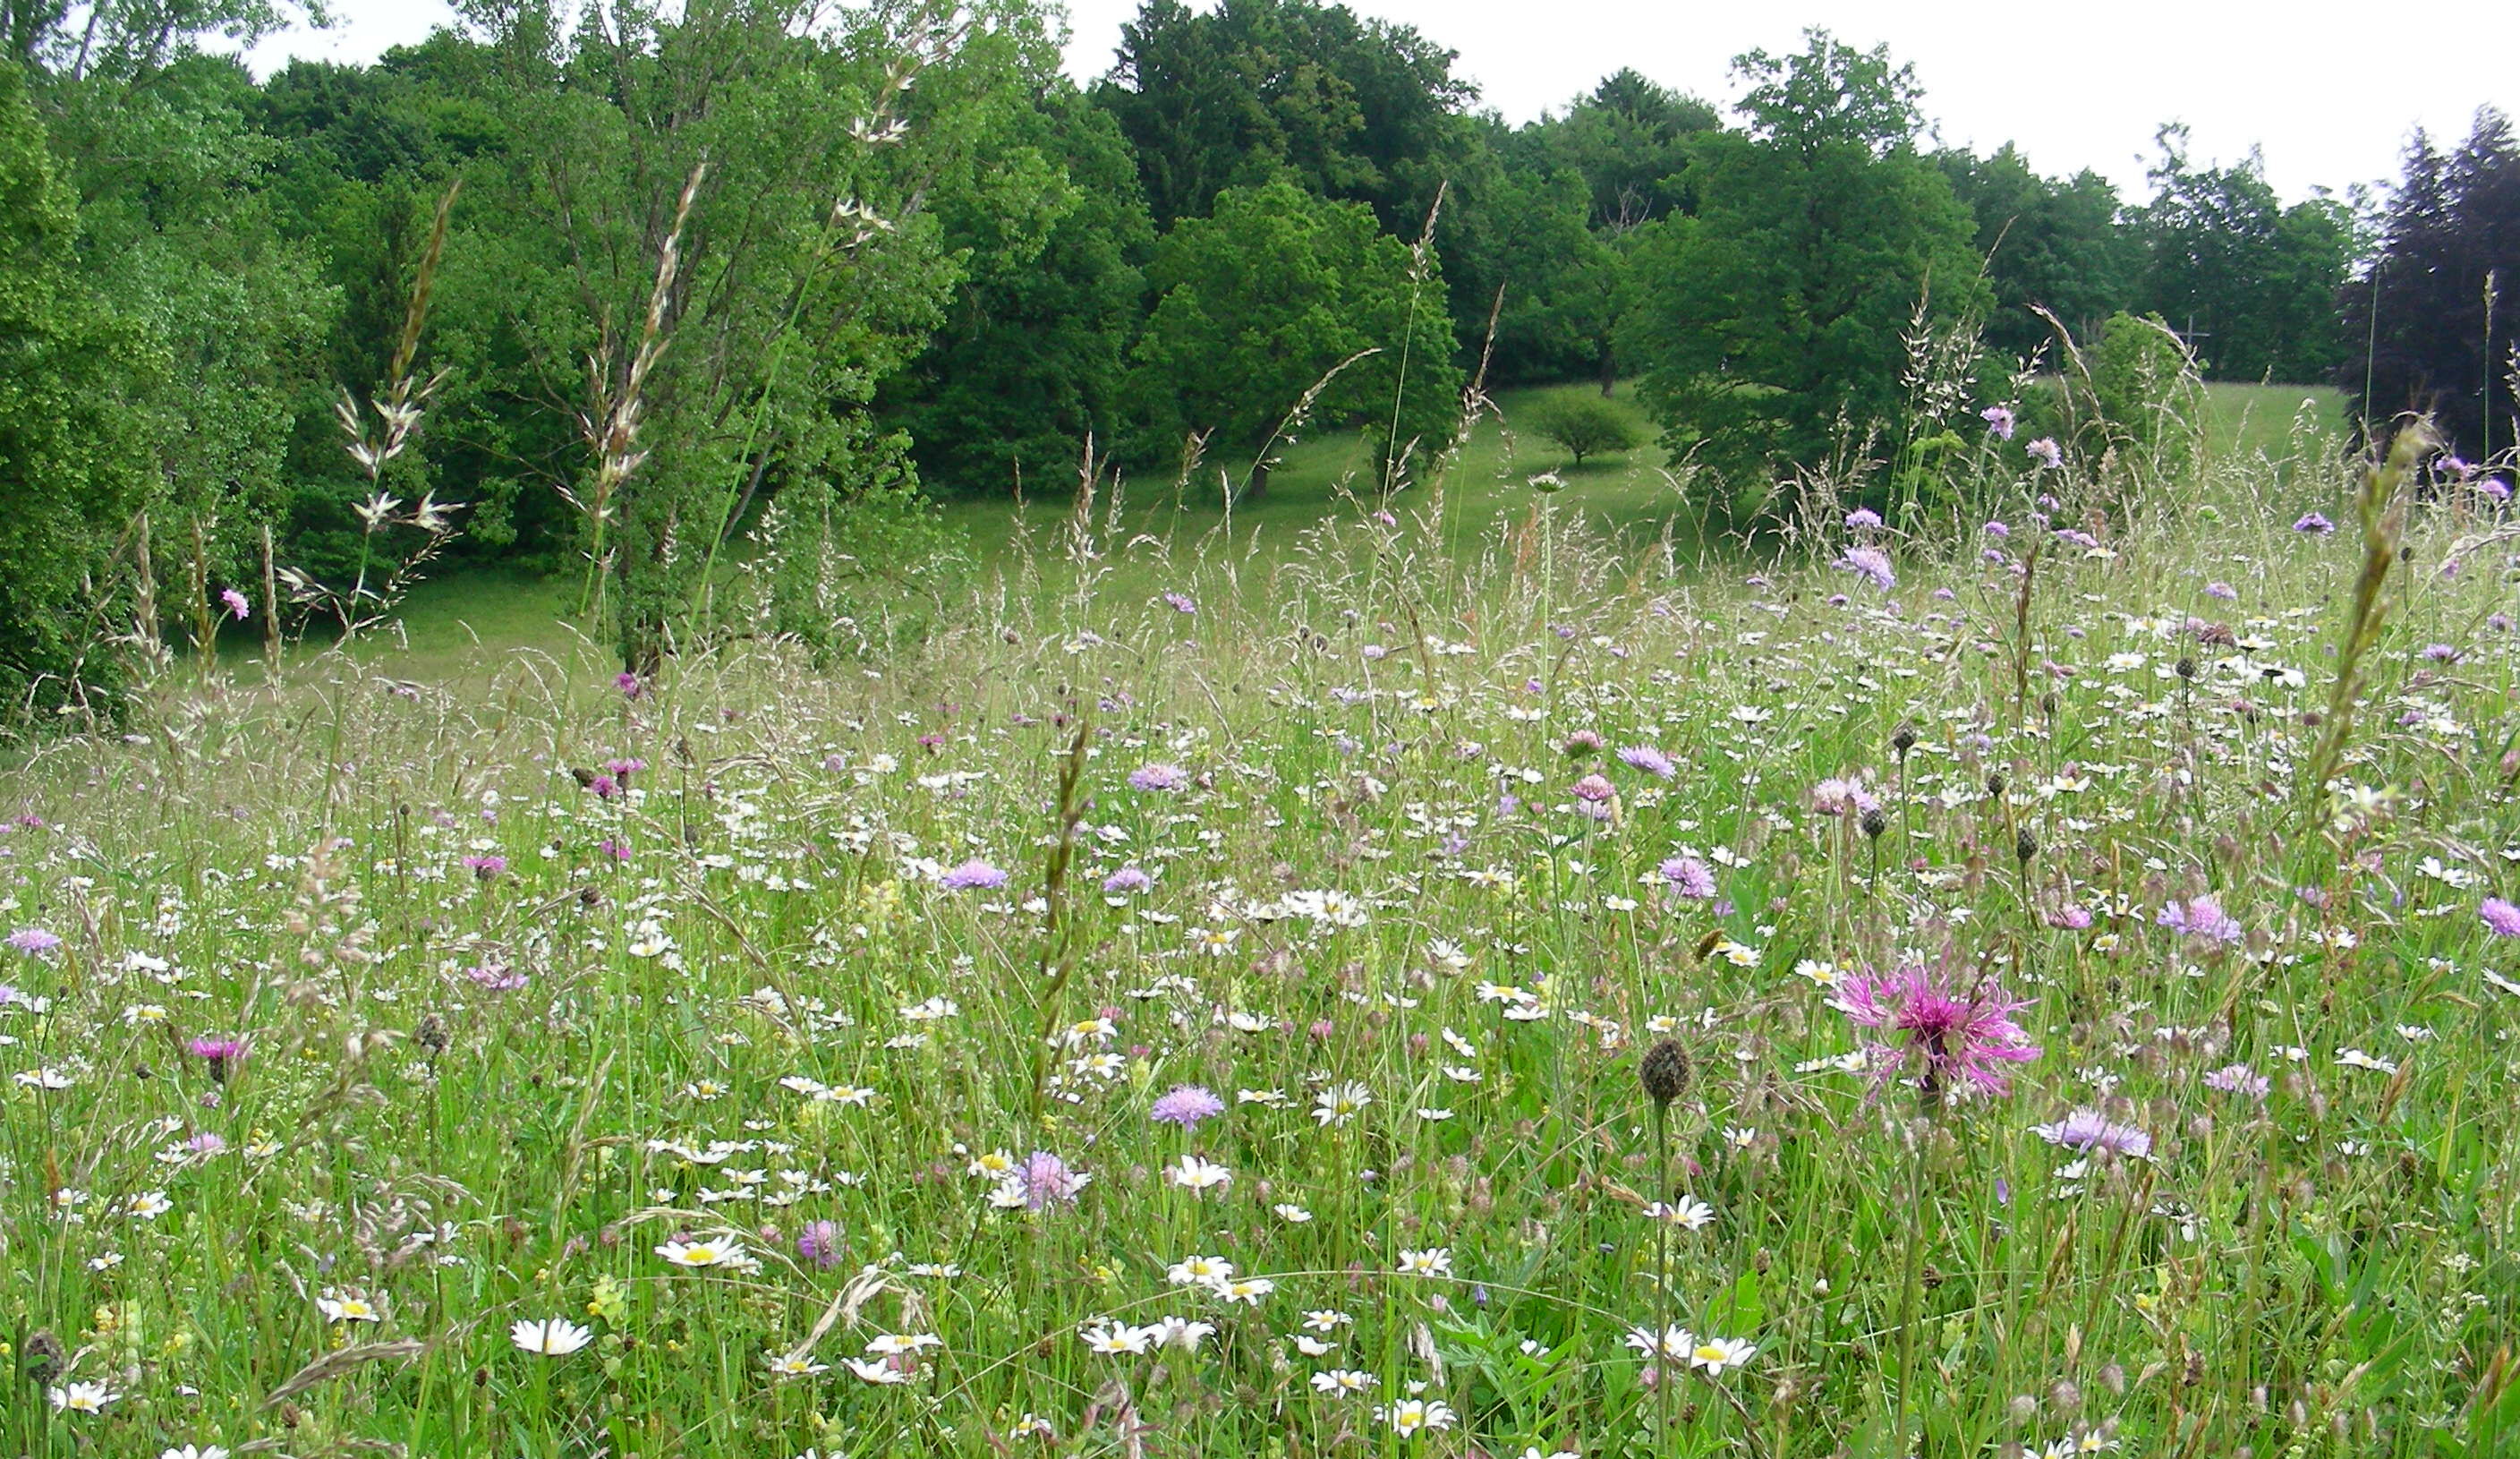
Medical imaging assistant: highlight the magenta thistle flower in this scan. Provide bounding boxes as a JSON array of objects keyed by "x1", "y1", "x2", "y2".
[
  {"x1": 2157, "y1": 895, "x2": 2243, "y2": 944},
  {"x1": 2482, "y1": 898, "x2": 2520, "y2": 938},
  {"x1": 460, "y1": 854, "x2": 507, "y2": 880},
  {"x1": 1149, "y1": 1084, "x2": 1225, "y2": 1129},
  {"x1": 1833, "y1": 963, "x2": 2041, "y2": 1101},
  {"x1": 613, "y1": 671, "x2": 643, "y2": 699},
  {"x1": 188, "y1": 1037, "x2": 243, "y2": 1083},
  {"x1": 939, "y1": 858, "x2": 1009, "y2": 891},
  {"x1": 1617, "y1": 746, "x2": 1677, "y2": 779}
]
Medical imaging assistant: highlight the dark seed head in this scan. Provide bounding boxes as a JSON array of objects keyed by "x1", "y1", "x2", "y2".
[
  {"x1": 2015, "y1": 828, "x2": 2039, "y2": 863},
  {"x1": 415, "y1": 1013, "x2": 450, "y2": 1057},
  {"x1": 1639, "y1": 1038, "x2": 1691, "y2": 1106},
  {"x1": 2175, "y1": 656, "x2": 2196, "y2": 681},
  {"x1": 1860, "y1": 806, "x2": 1889, "y2": 841},
  {"x1": 1985, "y1": 771, "x2": 2007, "y2": 798},
  {"x1": 21, "y1": 1328, "x2": 63, "y2": 1386},
  {"x1": 1890, "y1": 724, "x2": 1918, "y2": 756}
]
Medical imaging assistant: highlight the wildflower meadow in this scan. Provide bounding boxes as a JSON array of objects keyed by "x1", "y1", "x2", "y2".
[{"x1": 1, "y1": 439, "x2": 2517, "y2": 1459}]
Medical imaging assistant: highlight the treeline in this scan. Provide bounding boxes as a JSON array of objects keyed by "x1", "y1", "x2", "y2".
[{"x1": 0, "y1": 0, "x2": 2505, "y2": 705}]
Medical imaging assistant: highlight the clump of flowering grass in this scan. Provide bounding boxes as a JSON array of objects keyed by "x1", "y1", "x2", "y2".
[{"x1": 0, "y1": 446, "x2": 2516, "y2": 1459}]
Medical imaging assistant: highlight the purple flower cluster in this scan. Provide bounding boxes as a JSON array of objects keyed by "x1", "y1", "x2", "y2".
[
  {"x1": 1834, "y1": 963, "x2": 2041, "y2": 1099},
  {"x1": 1149, "y1": 1084, "x2": 1225, "y2": 1129},
  {"x1": 2158, "y1": 894, "x2": 2243, "y2": 944},
  {"x1": 940, "y1": 858, "x2": 1010, "y2": 891},
  {"x1": 1835, "y1": 544, "x2": 1896, "y2": 592}
]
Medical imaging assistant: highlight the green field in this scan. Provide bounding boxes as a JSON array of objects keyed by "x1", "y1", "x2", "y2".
[
  {"x1": 354, "y1": 380, "x2": 2354, "y2": 675},
  {"x1": 8, "y1": 440, "x2": 2516, "y2": 1457}
]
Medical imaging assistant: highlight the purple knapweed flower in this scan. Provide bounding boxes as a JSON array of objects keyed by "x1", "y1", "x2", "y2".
[
  {"x1": 796, "y1": 1220, "x2": 844, "y2": 1269},
  {"x1": 614, "y1": 671, "x2": 643, "y2": 700},
  {"x1": 1833, "y1": 962, "x2": 2041, "y2": 1100},
  {"x1": 2158, "y1": 895, "x2": 2243, "y2": 944},
  {"x1": 939, "y1": 858, "x2": 1010, "y2": 892},
  {"x1": 1571, "y1": 773, "x2": 1615, "y2": 803},
  {"x1": 1809, "y1": 775, "x2": 1880, "y2": 817},
  {"x1": 2045, "y1": 904, "x2": 2093, "y2": 930},
  {"x1": 460, "y1": 854, "x2": 507, "y2": 880},
  {"x1": 188, "y1": 1037, "x2": 243, "y2": 1083},
  {"x1": 1150, "y1": 1084, "x2": 1226, "y2": 1129},
  {"x1": 2422, "y1": 644, "x2": 2460, "y2": 662}
]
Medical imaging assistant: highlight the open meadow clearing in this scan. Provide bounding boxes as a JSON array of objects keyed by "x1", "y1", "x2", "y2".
[{"x1": 3, "y1": 450, "x2": 2516, "y2": 1458}]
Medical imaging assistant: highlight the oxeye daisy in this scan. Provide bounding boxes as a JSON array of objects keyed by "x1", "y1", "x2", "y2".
[
  {"x1": 510, "y1": 1318, "x2": 593, "y2": 1355},
  {"x1": 655, "y1": 1237, "x2": 744, "y2": 1267}
]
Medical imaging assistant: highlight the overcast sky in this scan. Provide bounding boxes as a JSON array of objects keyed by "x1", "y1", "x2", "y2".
[{"x1": 248, "y1": 0, "x2": 2519, "y2": 204}]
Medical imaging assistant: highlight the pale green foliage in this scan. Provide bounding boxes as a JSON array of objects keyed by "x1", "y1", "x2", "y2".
[{"x1": 1525, "y1": 390, "x2": 1642, "y2": 465}]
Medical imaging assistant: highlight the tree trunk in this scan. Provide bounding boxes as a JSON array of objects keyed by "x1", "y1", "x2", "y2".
[
  {"x1": 1239, "y1": 454, "x2": 1271, "y2": 505},
  {"x1": 1597, "y1": 343, "x2": 1618, "y2": 397}
]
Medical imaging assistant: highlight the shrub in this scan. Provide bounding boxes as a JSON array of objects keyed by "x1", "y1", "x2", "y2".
[{"x1": 1528, "y1": 393, "x2": 1645, "y2": 465}]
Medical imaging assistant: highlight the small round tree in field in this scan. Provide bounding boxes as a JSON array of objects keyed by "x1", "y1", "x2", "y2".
[{"x1": 1528, "y1": 393, "x2": 1644, "y2": 465}]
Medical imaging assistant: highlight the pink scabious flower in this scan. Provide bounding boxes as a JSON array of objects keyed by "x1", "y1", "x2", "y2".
[
  {"x1": 1844, "y1": 508, "x2": 1884, "y2": 531},
  {"x1": 1980, "y1": 405, "x2": 2017, "y2": 440},
  {"x1": 2044, "y1": 903, "x2": 2093, "y2": 930},
  {"x1": 220, "y1": 587, "x2": 251, "y2": 620},
  {"x1": 5, "y1": 927, "x2": 61, "y2": 955},
  {"x1": 1617, "y1": 745, "x2": 1677, "y2": 779},
  {"x1": 1162, "y1": 592, "x2": 1197, "y2": 614},
  {"x1": 2031, "y1": 1107, "x2": 2151, "y2": 1158},
  {"x1": 1017, "y1": 1150, "x2": 1087, "y2": 1209},
  {"x1": 1128, "y1": 763, "x2": 1189, "y2": 792},
  {"x1": 2292, "y1": 511, "x2": 2335, "y2": 535},
  {"x1": 2024, "y1": 437, "x2": 2062, "y2": 469},
  {"x1": 939, "y1": 858, "x2": 1009, "y2": 892},
  {"x1": 1658, "y1": 855, "x2": 1715, "y2": 900},
  {"x1": 1102, "y1": 866, "x2": 1153, "y2": 894},
  {"x1": 2157, "y1": 895, "x2": 2243, "y2": 944},
  {"x1": 1835, "y1": 543, "x2": 1896, "y2": 591},
  {"x1": 1809, "y1": 775, "x2": 1879, "y2": 818},
  {"x1": 1571, "y1": 773, "x2": 1615, "y2": 804},
  {"x1": 2202, "y1": 1063, "x2": 2269, "y2": 1098},
  {"x1": 1832, "y1": 963, "x2": 2041, "y2": 1102},
  {"x1": 1149, "y1": 1084, "x2": 1225, "y2": 1129},
  {"x1": 2482, "y1": 898, "x2": 2520, "y2": 938}
]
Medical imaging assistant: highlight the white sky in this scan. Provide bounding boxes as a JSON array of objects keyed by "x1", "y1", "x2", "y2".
[{"x1": 250, "y1": 0, "x2": 2519, "y2": 204}]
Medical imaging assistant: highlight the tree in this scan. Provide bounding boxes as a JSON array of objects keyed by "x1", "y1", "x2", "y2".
[
  {"x1": 1937, "y1": 144, "x2": 2137, "y2": 360},
  {"x1": 1094, "y1": 0, "x2": 1475, "y2": 234},
  {"x1": 2132, "y1": 125, "x2": 2351, "y2": 382},
  {"x1": 2341, "y1": 110, "x2": 2520, "y2": 460},
  {"x1": 883, "y1": 86, "x2": 1152, "y2": 496},
  {"x1": 1527, "y1": 392, "x2": 1641, "y2": 465},
  {"x1": 1620, "y1": 30, "x2": 1987, "y2": 484},
  {"x1": 0, "y1": 57, "x2": 158, "y2": 713},
  {"x1": 1129, "y1": 178, "x2": 1460, "y2": 498},
  {"x1": 1505, "y1": 68, "x2": 1718, "y2": 235}
]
